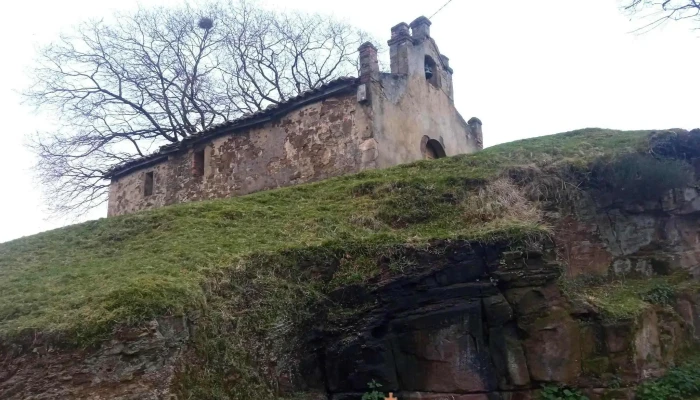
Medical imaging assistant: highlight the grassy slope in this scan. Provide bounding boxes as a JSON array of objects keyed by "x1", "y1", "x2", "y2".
[{"x1": 0, "y1": 128, "x2": 653, "y2": 343}]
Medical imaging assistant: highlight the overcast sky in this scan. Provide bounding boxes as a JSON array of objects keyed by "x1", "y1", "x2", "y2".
[{"x1": 0, "y1": 0, "x2": 698, "y2": 243}]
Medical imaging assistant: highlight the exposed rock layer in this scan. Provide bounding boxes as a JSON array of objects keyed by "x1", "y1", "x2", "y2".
[
  {"x1": 2, "y1": 239, "x2": 697, "y2": 399},
  {"x1": 0, "y1": 318, "x2": 188, "y2": 399},
  {"x1": 299, "y1": 243, "x2": 697, "y2": 400},
  {"x1": 3, "y1": 130, "x2": 700, "y2": 399}
]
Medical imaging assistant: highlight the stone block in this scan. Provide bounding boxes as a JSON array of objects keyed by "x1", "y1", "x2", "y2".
[
  {"x1": 522, "y1": 308, "x2": 582, "y2": 383},
  {"x1": 483, "y1": 294, "x2": 514, "y2": 327},
  {"x1": 489, "y1": 325, "x2": 530, "y2": 388},
  {"x1": 325, "y1": 337, "x2": 399, "y2": 393},
  {"x1": 390, "y1": 302, "x2": 498, "y2": 393}
]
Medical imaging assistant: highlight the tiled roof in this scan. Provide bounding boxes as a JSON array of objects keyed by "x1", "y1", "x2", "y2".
[{"x1": 106, "y1": 76, "x2": 359, "y2": 179}]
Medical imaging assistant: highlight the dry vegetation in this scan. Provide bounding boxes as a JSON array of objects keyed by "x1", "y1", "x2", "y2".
[{"x1": 462, "y1": 177, "x2": 543, "y2": 226}]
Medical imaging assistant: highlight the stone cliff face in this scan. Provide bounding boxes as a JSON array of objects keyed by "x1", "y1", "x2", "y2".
[
  {"x1": 558, "y1": 132, "x2": 700, "y2": 281},
  {"x1": 557, "y1": 183, "x2": 700, "y2": 280},
  {"x1": 304, "y1": 243, "x2": 567, "y2": 399},
  {"x1": 2, "y1": 238, "x2": 698, "y2": 399},
  {"x1": 294, "y1": 241, "x2": 698, "y2": 400},
  {"x1": 0, "y1": 318, "x2": 189, "y2": 399}
]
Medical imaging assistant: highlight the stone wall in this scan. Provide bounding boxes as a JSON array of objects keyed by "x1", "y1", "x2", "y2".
[
  {"x1": 370, "y1": 71, "x2": 477, "y2": 168},
  {"x1": 107, "y1": 92, "x2": 373, "y2": 216}
]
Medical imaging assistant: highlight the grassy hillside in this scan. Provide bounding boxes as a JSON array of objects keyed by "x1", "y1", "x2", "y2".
[{"x1": 0, "y1": 128, "x2": 656, "y2": 343}]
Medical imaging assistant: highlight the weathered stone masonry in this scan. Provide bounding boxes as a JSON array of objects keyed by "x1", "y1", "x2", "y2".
[
  {"x1": 107, "y1": 16, "x2": 483, "y2": 216},
  {"x1": 107, "y1": 85, "x2": 372, "y2": 216}
]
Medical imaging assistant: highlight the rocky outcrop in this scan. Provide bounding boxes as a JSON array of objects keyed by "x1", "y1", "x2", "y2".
[
  {"x1": 554, "y1": 129, "x2": 700, "y2": 280},
  {"x1": 2, "y1": 130, "x2": 700, "y2": 399},
  {"x1": 556, "y1": 185, "x2": 700, "y2": 280},
  {"x1": 0, "y1": 240, "x2": 698, "y2": 399},
  {"x1": 0, "y1": 317, "x2": 189, "y2": 399},
  {"x1": 292, "y1": 242, "x2": 699, "y2": 400}
]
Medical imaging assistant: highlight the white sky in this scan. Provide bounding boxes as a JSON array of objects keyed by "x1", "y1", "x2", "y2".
[{"x1": 0, "y1": 0, "x2": 698, "y2": 243}]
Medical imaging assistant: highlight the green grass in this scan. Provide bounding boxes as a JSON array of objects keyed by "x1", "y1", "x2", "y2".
[
  {"x1": 563, "y1": 273, "x2": 700, "y2": 321},
  {"x1": 0, "y1": 128, "x2": 654, "y2": 343}
]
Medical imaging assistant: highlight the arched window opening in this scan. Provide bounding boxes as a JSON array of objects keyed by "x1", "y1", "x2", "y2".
[
  {"x1": 424, "y1": 55, "x2": 440, "y2": 88},
  {"x1": 425, "y1": 139, "x2": 446, "y2": 159}
]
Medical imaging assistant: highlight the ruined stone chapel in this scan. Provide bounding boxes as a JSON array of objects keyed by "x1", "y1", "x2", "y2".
[{"x1": 106, "y1": 17, "x2": 484, "y2": 216}]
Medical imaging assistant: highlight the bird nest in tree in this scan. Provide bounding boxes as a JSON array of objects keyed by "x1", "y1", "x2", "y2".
[{"x1": 198, "y1": 17, "x2": 214, "y2": 30}]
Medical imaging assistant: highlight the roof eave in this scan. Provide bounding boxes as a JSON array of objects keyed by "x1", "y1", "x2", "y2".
[
  {"x1": 106, "y1": 78, "x2": 359, "y2": 180},
  {"x1": 105, "y1": 154, "x2": 169, "y2": 180},
  {"x1": 184, "y1": 80, "x2": 358, "y2": 147}
]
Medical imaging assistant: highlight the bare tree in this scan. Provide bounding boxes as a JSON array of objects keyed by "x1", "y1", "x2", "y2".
[
  {"x1": 24, "y1": 0, "x2": 371, "y2": 215},
  {"x1": 622, "y1": 0, "x2": 700, "y2": 32}
]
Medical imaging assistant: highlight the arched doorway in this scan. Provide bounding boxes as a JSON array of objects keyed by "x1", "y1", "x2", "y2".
[{"x1": 425, "y1": 139, "x2": 446, "y2": 159}]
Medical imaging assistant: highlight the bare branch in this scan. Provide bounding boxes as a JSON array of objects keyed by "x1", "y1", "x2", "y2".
[
  {"x1": 24, "y1": 0, "x2": 374, "y2": 216},
  {"x1": 621, "y1": 0, "x2": 700, "y2": 32}
]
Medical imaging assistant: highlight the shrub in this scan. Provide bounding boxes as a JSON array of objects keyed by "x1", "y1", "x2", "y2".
[
  {"x1": 362, "y1": 380, "x2": 385, "y2": 400},
  {"x1": 609, "y1": 375, "x2": 623, "y2": 389},
  {"x1": 591, "y1": 153, "x2": 693, "y2": 202},
  {"x1": 641, "y1": 282, "x2": 676, "y2": 306},
  {"x1": 636, "y1": 359, "x2": 700, "y2": 400},
  {"x1": 540, "y1": 384, "x2": 589, "y2": 400},
  {"x1": 649, "y1": 129, "x2": 700, "y2": 161}
]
